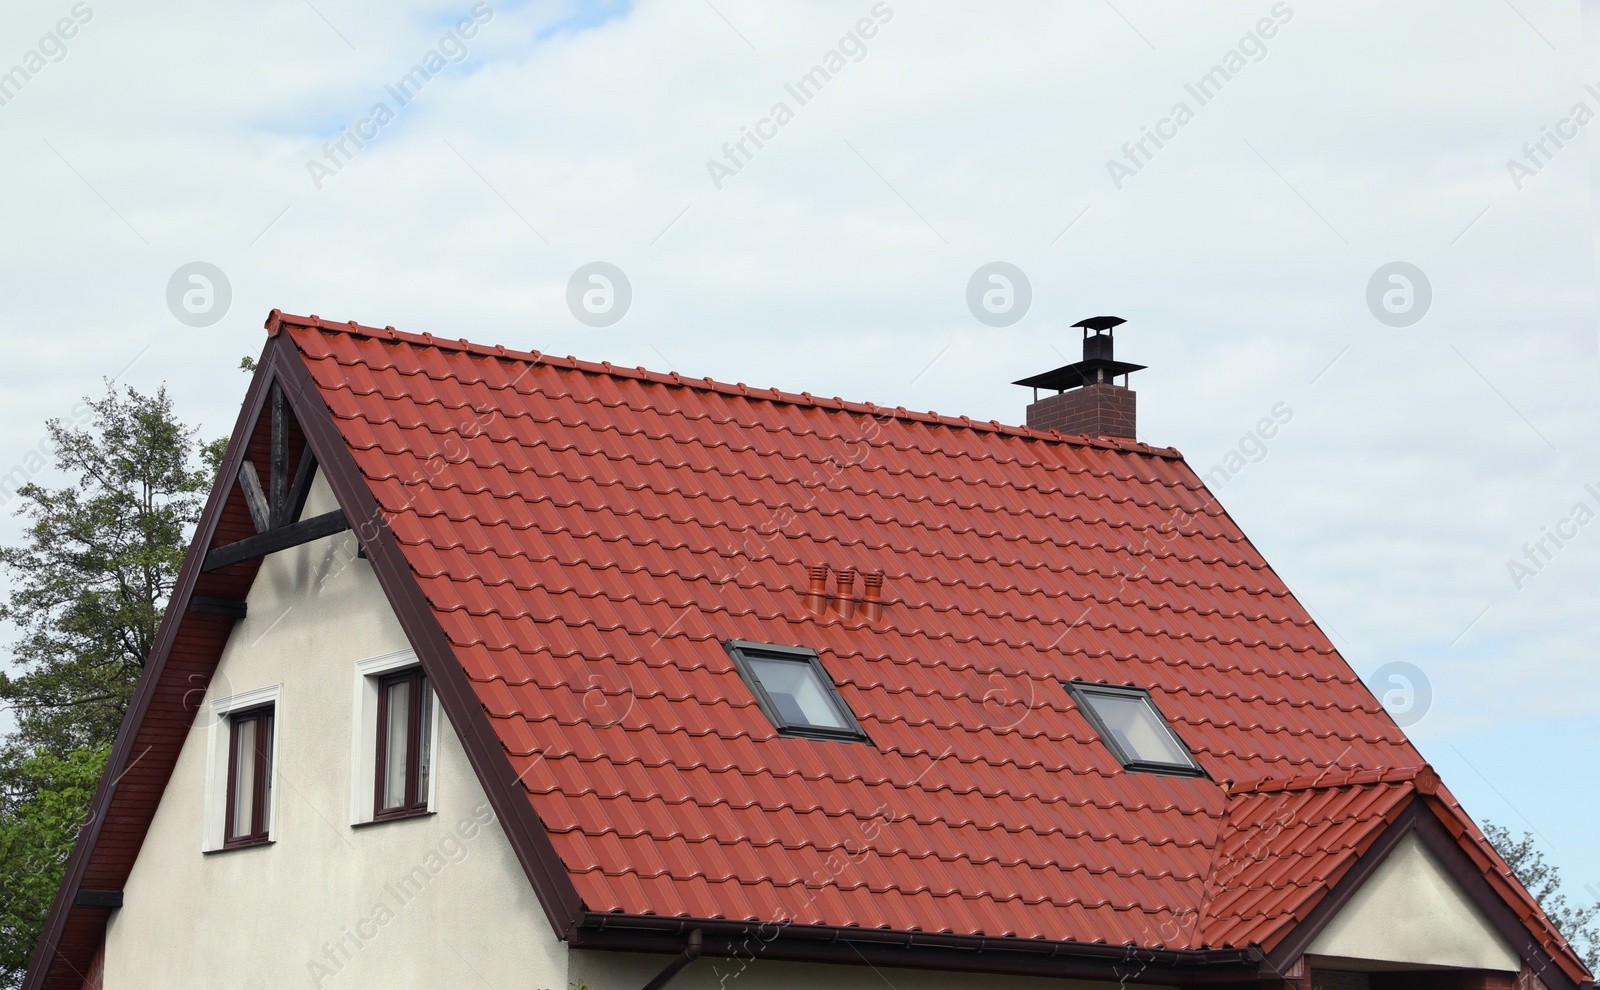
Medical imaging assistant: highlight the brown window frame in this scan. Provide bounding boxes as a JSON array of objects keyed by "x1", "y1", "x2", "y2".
[
  {"x1": 223, "y1": 705, "x2": 274, "y2": 848},
  {"x1": 373, "y1": 668, "x2": 432, "y2": 821}
]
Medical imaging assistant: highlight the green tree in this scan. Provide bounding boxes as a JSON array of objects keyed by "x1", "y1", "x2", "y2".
[
  {"x1": 0, "y1": 745, "x2": 109, "y2": 982},
  {"x1": 0, "y1": 384, "x2": 224, "y2": 752},
  {"x1": 0, "y1": 383, "x2": 222, "y2": 987},
  {"x1": 1485, "y1": 821, "x2": 1600, "y2": 972}
]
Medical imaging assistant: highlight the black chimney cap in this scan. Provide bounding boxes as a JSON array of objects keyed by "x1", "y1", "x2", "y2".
[{"x1": 1013, "y1": 315, "x2": 1145, "y2": 392}]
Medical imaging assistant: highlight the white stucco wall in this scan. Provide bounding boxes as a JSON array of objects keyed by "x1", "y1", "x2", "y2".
[
  {"x1": 103, "y1": 476, "x2": 568, "y2": 990},
  {"x1": 1307, "y1": 831, "x2": 1520, "y2": 972}
]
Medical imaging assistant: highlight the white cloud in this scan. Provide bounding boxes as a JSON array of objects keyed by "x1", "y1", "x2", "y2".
[{"x1": 0, "y1": 0, "x2": 1596, "y2": 876}]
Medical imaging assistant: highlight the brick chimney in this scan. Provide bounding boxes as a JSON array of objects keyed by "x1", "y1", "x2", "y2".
[{"x1": 1013, "y1": 316, "x2": 1144, "y2": 441}]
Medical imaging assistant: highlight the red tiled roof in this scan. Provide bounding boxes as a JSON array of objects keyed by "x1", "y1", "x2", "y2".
[
  {"x1": 267, "y1": 313, "x2": 1583, "y2": 976},
  {"x1": 260, "y1": 312, "x2": 1594, "y2": 983}
]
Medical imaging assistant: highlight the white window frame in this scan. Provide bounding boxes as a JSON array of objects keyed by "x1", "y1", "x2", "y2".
[
  {"x1": 202, "y1": 683, "x2": 282, "y2": 852},
  {"x1": 350, "y1": 649, "x2": 442, "y2": 825}
]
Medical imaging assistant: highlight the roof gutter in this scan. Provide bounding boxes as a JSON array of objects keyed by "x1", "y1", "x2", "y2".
[
  {"x1": 639, "y1": 928, "x2": 702, "y2": 990},
  {"x1": 572, "y1": 913, "x2": 1262, "y2": 987}
]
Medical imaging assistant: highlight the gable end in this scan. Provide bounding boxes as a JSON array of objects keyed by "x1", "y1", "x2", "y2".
[
  {"x1": 23, "y1": 331, "x2": 587, "y2": 988},
  {"x1": 1268, "y1": 800, "x2": 1584, "y2": 990}
]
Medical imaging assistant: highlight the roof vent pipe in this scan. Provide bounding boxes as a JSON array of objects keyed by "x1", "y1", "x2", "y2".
[
  {"x1": 804, "y1": 564, "x2": 830, "y2": 616},
  {"x1": 831, "y1": 568, "x2": 857, "y2": 620},
  {"x1": 860, "y1": 572, "x2": 884, "y2": 622}
]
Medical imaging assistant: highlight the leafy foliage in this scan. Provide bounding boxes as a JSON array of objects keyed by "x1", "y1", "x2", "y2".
[
  {"x1": 1485, "y1": 821, "x2": 1600, "y2": 972},
  {"x1": 0, "y1": 384, "x2": 222, "y2": 987},
  {"x1": 0, "y1": 384, "x2": 225, "y2": 753},
  {"x1": 0, "y1": 745, "x2": 109, "y2": 984}
]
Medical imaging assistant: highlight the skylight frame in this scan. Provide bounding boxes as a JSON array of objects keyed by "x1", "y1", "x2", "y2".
[
  {"x1": 1065, "y1": 681, "x2": 1206, "y2": 778},
  {"x1": 725, "y1": 640, "x2": 870, "y2": 743}
]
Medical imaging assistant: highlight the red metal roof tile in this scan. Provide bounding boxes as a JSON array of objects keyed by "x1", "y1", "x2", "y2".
[{"x1": 268, "y1": 315, "x2": 1584, "y2": 972}]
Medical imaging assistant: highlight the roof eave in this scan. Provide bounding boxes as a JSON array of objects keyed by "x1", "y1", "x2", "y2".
[{"x1": 570, "y1": 912, "x2": 1264, "y2": 987}]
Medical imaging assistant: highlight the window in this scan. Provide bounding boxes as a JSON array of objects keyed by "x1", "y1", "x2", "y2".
[
  {"x1": 373, "y1": 668, "x2": 434, "y2": 819},
  {"x1": 204, "y1": 684, "x2": 280, "y2": 851},
  {"x1": 725, "y1": 640, "x2": 868, "y2": 742},
  {"x1": 224, "y1": 706, "x2": 274, "y2": 847},
  {"x1": 351, "y1": 650, "x2": 440, "y2": 826},
  {"x1": 1066, "y1": 682, "x2": 1203, "y2": 776}
]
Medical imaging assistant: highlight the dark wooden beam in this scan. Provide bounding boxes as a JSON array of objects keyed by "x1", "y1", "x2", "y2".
[
  {"x1": 285, "y1": 450, "x2": 318, "y2": 525},
  {"x1": 188, "y1": 597, "x2": 247, "y2": 619},
  {"x1": 236, "y1": 462, "x2": 270, "y2": 534},
  {"x1": 201, "y1": 510, "x2": 350, "y2": 573},
  {"x1": 270, "y1": 383, "x2": 289, "y2": 527},
  {"x1": 72, "y1": 889, "x2": 121, "y2": 909}
]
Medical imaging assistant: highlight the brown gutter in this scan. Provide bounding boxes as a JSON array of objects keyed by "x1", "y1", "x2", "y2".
[{"x1": 571, "y1": 913, "x2": 1263, "y2": 987}]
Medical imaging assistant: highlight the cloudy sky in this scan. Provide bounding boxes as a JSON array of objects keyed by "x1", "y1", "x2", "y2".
[{"x1": 2, "y1": 0, "x2": 1598, "y2": 899}]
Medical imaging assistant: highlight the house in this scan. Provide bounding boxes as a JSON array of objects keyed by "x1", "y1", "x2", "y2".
[{"x1": 24, "y1": 310, "x2": 1591, "y2": 990}]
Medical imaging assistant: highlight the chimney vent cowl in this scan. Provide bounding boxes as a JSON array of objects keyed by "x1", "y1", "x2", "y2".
[{"x1": 1013, "y1": 316, "x2": 1144, "y2": 441}]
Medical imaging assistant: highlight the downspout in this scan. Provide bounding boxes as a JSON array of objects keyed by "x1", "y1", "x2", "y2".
[{"x1": 640, "y1": 928, "x2": 702, "y2": 990}]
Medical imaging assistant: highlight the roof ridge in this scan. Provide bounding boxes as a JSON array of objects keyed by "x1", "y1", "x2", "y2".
[
  {"x1": 1227, "y1": 763, "x2": 1438, "y2": 796},
  {"x1": 264, "y1": 309, "x2": 1187, "y2": 461}
]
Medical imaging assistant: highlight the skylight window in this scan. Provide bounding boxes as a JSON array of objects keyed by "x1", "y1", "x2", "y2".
[
  {"x1": 1066, "y1": 682, "x2": 1203, "y2": 776},
  {"x1": 725, "y1": 641, "x2": 868, "y2": 742}
]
